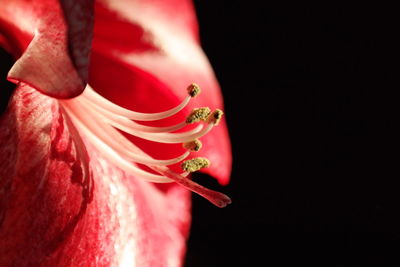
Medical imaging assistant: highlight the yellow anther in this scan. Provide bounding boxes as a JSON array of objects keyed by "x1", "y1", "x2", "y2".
[
  {"x1": 207, "y1": 109, "x2": 224, "y2": 125},
  {"x1": 183, "y1": 139, "x2": 202, "y2": 152},
  {"x1": 181, "y1": 157, "x2": 210, "y2": 172},
  {"x1": 187, "y1": 83, "x2": 201, "y2": 97},
  {"x1": 186, "y1": 107, "x2": 211, "y2": 124}
]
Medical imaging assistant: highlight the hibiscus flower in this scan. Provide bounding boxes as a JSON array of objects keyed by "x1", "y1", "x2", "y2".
[{"x1": 0, "y1": 0, "x2": 231, "y2": 266}]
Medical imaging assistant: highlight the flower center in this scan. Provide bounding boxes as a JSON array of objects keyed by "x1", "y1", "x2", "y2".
[{"x1": 59, "y1": 84, "x2": 231, "y2": 208}]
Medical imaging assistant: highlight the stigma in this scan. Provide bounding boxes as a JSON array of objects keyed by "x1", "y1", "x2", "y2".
[{"x1": 59, "y1": 84, "x2": 231, "y2": 208}]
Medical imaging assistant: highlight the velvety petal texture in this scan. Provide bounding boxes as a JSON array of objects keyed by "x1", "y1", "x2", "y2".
[
  {"x1": 0, "y1": 86, "x2": 191, "y2": 266},
  {"x1": 90, "y1": 0, "x2": 232, "y2": 184},
  {"x1": 0, "y1": 0, "x2": 93, "y2": 98}
]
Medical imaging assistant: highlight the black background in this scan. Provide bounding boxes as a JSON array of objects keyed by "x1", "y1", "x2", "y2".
[
  {"x1": 0, "y1": 49, "x2": 14, "y2": 114},
  {"x1": 186, "y1": 1, "x2": 397, "y2": 266}
]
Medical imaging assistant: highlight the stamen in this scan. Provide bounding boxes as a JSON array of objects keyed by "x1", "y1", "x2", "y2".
[
  {"x1": 82, "y1": 85, "x2": 192, "y2": 121},
  {"x1": 181, "y1": 157, "x2": 210, "y2": 172},
  {"x1": 82, "y1": 100, "x2": 213, "y2": 144},
  {"x1": 183, "y1": 139, "x2": 202, "y2": 152},
  {"x1": 97, "y1": 117, "x2": 209, "y2": 144},
  {"x1": 62, "y1": 103, "x2": 173, "y2": 183},
  {"x1": 186, "y1": 107, "x2": 211, "y2": 124},
  {"x1": 60, "y1": 83, "x2": 231, "y2": 207},
  {"x1": 207, "y1": 109, "x2": 224, "y2": 125},
  {"x1": 63, "y1": 100, "x2": 191, "y2": 166},
  {"x1": 81, "y1": 97, "x2": 189, "y2": 133},
  {"x1": 187, "y1": 83, "x2": 201, "y2": 97},
  {"x1": 80, "y1": 95, "x2": 216, "y2": 146}
]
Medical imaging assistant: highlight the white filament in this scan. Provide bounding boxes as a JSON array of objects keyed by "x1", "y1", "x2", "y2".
[
  {"x1": 79, "y1": 91, "x2": 214, "y2": 144},
  {"x1": 60, "y1": 84, "x2": 220, "y2": 185},
  {"x1": 80, "y1": 97, "x2": 188, "y2": 133},
  {"x1": 62, "y1": 103, "x2": 174, "y2": 183},
  {"x1": 64, "y1": 100, "x2": 191, "y2": 166},
  {"x1": 82, "y1": 85, "x2": 191, "y2": 121}
]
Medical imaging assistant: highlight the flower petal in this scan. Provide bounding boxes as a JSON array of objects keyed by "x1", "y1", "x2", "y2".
[
  {"x1": 89, "y1": 0, "x2": 232, "y2": 184},
  {"x1": 0, "y1": 0, "x2": 94, "y2": 98},
  {"x1": 0, "y1": 86, "x2": 191, "y2": 266}
]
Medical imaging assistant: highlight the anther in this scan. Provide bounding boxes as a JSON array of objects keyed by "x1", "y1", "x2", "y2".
[
  {"x1": 186, "y1": 107, "x2": 211, "y2": 124},
  {"x1": 187, "y1": 83, "x2": 201, "y2": 97},
  {"x1": 183, "y1": 139, "x2": 202, "y2": 152},
  {"x1": 207, "y1": 109, "x2": 224, "y2": 125},
  {"x1": 181, "y1": 157, "x2": 210, "y2": 172}
]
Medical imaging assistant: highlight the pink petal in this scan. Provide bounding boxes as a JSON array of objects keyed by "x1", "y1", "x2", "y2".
[
  {"x1": 0, "y1": 0, "x2": 94, "y2": 98},
  {"x1": 0, "y1": 86, "x2": 191, "y2": 266},
  {"x1": 90, "y1": 0, "x2": 232, "y2": 184}
]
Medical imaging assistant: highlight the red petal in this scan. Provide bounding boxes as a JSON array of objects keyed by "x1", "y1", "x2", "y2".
[
  {"x1": 89, "y1": 0, "x2": 232, "y2": 184},
  {"x1": 0, "y1": 0, "x2": 94, "y2": 98},
  {"x1": 0, "y1": 86, "x2": 191, "y2": 265}
]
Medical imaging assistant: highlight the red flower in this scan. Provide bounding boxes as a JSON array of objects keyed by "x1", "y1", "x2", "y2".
[{"x1": 0, "y1": 0, "x2": 231, "y2": 266}]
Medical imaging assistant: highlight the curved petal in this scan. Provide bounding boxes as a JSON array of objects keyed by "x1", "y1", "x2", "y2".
[
  {"x1": 0, "y1": 86, "x2": 191, "y2": 266},
  {"x1": 0, "y1": 0, "x2": 94, "y2": 98},
  {"x1": 89, "y1": 0, "x2": 232, "y2": 184}
]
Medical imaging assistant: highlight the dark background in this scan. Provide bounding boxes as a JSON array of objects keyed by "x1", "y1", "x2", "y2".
[{"x1": 186, "y1": 1, "x2": 397, "y2": 266}]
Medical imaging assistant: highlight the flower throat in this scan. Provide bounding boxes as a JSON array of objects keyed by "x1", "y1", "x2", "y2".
[{"x1": 60, "y1": 84, "x2": 231, "y2": 208}]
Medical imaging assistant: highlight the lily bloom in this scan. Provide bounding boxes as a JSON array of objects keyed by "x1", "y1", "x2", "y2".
[{"x1": 0, "y1": 0, "x2": 231, "y2": 266}]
